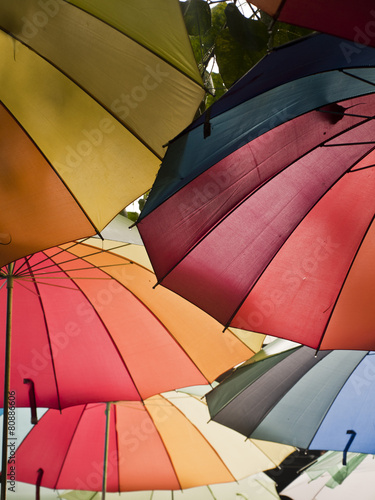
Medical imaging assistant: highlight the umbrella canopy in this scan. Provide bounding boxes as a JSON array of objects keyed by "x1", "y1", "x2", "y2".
[
  {"x1": 1, "y1": 241, "x2": 260, "y2": 411},
  {"x1": 137, "y1": 32, "x2": 375, "y2": 350},
  {"x1": 12, "y1": 391, "x2": 294, "y2": 493},
  {"x1": 60, "y1": 472, "x2": 282, "y2": 500},
  {"x1": 248, "y1": 0, "x2": 375, "y2": 49},
  {"x1": 0, "y1": 0, "x2": 204, "y2": 267},
  {"x1": 206, "y1": 340, "x2": 375, "y2": 455}
]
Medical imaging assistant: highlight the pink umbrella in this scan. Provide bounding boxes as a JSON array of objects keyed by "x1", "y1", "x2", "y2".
[
  {"x1": 1, "y1": 241, "x2": 258, "y2": 412},
  {"x1": 248, "y1": 0, "x2": 375, "y2": 49}
]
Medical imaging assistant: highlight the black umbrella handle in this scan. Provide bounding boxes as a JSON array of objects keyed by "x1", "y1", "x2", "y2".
[
  {"x1": 343, "y1": 429, "x2": 356, "y2": 465},
  {"x1": 23, "y1": 379, "x2": 38, "y2": 425}
]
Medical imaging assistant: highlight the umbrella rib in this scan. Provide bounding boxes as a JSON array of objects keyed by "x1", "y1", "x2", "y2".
[
  {"x1": 68, "y1": 272, "x2": 145, "y2": 403},
  {"x1": 305, "y1": 353, "x2": 367, "y2": 449},
  {"x1": 24, "y1": 259, "x2": 63, "y2": 413},
  {"x1": 16, "y1": 245, "x2": 133, "y2": 277},
  {"x1": 341, "y1": 68, "x2": 375, "y2": 89},
  {"x1": 317, "y1": 108, "x2": 373, "y2": 120},
  {"x1": 58, "y1": 0, "x2": 206, "y2": 91},
  {"x1": 17, "y1": 264, "x2": 128, "y2": 280},
  {"x1": 67, "y1": 266, "x2": 147, "y2": 401},
  {"x1": 0, "y1": 27, "x2": 164, "y2": 161},
  {"x1": 140, "y1": 398, "x2": 184, "y2": 491},
  {"x1": 149, "y1": 110, "x2": 375, "y2": 301},
  {"x1": 53, "y1": 404, "x2": 88, "y2": 490},
  {"x1": 246, "y1": 438, "x2": 289, "y2": 469},
  {"x1": 315, "y1": 213, "x2": 375, "y2": 352},
  {"x1": 143, "y1": 304, "x2": 211, "y2": 384},
  {"x1": 273, "y1": 0, "x2": 287, "y2": 20},
  {"x1": 109, "y1": 271, "x2": 213, "y2": 385},
  {"x1": 222, "y1": 117, "x2": 375, "y2": 330},
  {"x1": 0, "y1": 101, "x2": 99, "y2": 234},
  {"x1": 153, "y1": 394, "x2": 237, "y2": 487},
  {"x1": 351, "y1": 163, "x2": 375, "y2": 172},
  {"x1": 323, "y1": 141, "x2": 375, "y2": 146}
]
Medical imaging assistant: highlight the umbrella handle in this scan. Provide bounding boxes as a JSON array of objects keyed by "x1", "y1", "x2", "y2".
[
  {"x1": 23, "y1": 379, "x2": 38, "y2": 425},
  {"x1": 343, "y1": 430, "x2": 356, "y2": 465},
  {"x1": 36, "y1": 468, "x2": 43, "y2": 500}
]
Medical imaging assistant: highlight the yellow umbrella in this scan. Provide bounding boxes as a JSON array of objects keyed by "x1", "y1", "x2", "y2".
[{"x1": 0, "y1": 0, "x2": 205, "y2": 267}]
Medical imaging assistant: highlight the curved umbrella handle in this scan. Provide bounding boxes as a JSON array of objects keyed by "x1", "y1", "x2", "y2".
[
  {"x1": 343, "y1": 430, "x2": 356, "y2": 465},
  {"x1": 23, "y1": 379, "x2": 38, "y2": 425}
]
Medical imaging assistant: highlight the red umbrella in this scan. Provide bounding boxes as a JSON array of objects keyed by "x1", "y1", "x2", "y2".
[
  {"x1": 248, "y1": 0, "x2": 375, "y2": 49},
  {"x1": 137, "y1": 33, "x2": 375, "y2": 351}
]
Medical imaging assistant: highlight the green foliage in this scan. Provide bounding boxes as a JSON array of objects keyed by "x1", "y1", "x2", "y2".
[
  {"x1": 180, "y1": 0, "x2": 313, "y2": 109},
  {"x1": 215, "y1": 29, "x2": 265, "y2": 88},
  {"x1": 126, "y1": 211, "x2": 139, "y2": 223},
  {"x1": 215, "y1": 4, "x2": 268, "y2": 88},
  {"x1": 225, "y1": 4, "x2": 268, "y2": 51},
  {"x1": 182, "y1": 0, "x2": 212, "y2": 36}
]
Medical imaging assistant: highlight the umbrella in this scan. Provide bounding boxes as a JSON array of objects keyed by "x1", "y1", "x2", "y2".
[
  {"x1": 1, "y1": 240, "x2": 261, "y2": 412},
  {"x1": 11, "y1": 391, "x2": 294, "y2": 494},
  {"x1": 137, "y1": 32, "x2": 375, "y2": 351},
  {"x1": 205, "y1": 339, "x2": 375, "y2": 455},
  {"x1": 248, "y1": 0, "x2": 375, "y2": 49},
  {"x1": 0, "y1": 0, "x2": 204, "y2": 268},
  {"x1": 0, "y1": 240, "x2": 263, "y2": 499},
  {"x1": 60, "y1": 472, "x2": 282, "y2": 500},
  {"x1": 281, "y1": 454, "x2": 375, "y2": 500}
]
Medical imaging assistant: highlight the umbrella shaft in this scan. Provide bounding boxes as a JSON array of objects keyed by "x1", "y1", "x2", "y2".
[
  {"x1": 1, "y1": 265, "x2": 14, "y2": 500},
  {"x1": 102, "y1": 402, "x2": 111, "y2": 499}
]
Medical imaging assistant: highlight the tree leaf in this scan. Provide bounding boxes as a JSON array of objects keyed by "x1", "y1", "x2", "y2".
[
  {"x1": 225, "y1": 4, "x2": 268, "y2": 51},
  {"x1": 215, "y1": 28, "x2": 266, "y2": 88},
  {"x1": 182, "y1": 0, "x2": 211, "y2": 36}
]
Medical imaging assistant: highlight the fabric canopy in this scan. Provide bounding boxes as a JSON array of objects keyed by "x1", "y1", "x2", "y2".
[
  {"x1": 249, "y1": 0, "x2": 375, "y2": 49},
  {"x1": 0, "y1": 0, "x2": 204, "y2": 267},
  {"x1": 137, "y1": 33, "x2": 375, "y2": 349}
]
